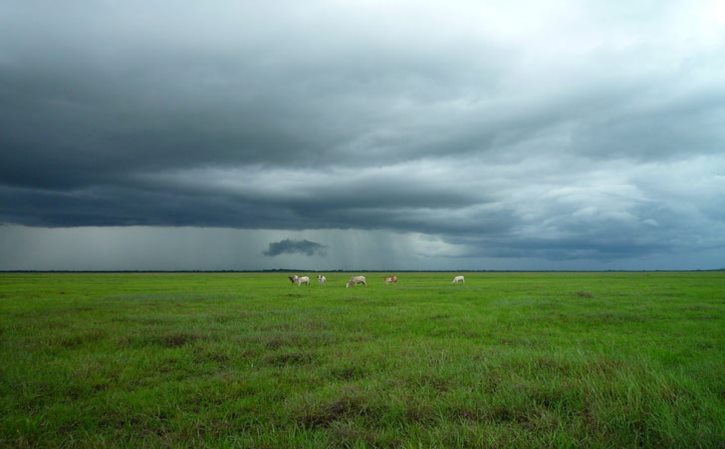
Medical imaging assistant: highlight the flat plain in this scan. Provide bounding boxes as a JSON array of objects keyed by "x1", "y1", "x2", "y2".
[{"x1": 0, "y1": 272, "x2": 723, "y2": 448}]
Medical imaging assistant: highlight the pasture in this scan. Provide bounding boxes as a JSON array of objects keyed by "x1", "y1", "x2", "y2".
[{"x1": 0, "y1": 272, "x2": 723, "y2": 448}]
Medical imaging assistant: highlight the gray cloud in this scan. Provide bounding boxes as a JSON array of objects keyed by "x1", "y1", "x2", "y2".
[
  {"x1": 264, "y1": 239, "x2": 327, "y2": 257},
  {"x1": 1, "y1": 0, "x2": 724, "y2": 269}
]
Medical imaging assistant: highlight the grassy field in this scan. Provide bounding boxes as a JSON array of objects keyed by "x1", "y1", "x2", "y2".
[{"x1": 0, "y1": 272, "x2": 723, "y2": 448}]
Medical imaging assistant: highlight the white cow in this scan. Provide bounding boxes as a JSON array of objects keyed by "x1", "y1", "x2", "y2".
[
  {"x1": 297, "y1": 276, "x2": 310, "y2": 286},
  {"x1": 288, "y1": 275, "x2": 310, "y2": 286},
  {"x1": 384, "y1": 275, "x2": 398, "y2": 284},
  {"x1": 345, "y1": 275, "x2": 367, "y2": 288},
  {"x1": 452, "y1": 275, "x2": 465, "y2": 284},
  {"x1": 317, "y1": 275, "x2": 327, "y2": 285}
]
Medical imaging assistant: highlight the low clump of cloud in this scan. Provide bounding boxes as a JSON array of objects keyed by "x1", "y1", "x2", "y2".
[{"x1": 264, "y1": 239, "x2": 327, "y2": 257}]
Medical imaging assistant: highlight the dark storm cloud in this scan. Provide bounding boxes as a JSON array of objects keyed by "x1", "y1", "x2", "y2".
[
  {"x1": 1, "y1": 0, "x2": 724, "y2": 267},
  {"x1": 264, "y1": 239, "x2": 327, "y2": 257}
]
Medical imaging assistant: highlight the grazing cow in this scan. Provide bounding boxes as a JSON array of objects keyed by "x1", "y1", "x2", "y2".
[
  {"x1": 288, "y1": 275, "x2": 310, "y2": 286},
  {"x1": 317, "y1": 275, "x2": 327, "y2": 285},
  {"x1": 346, "y1": 275, "x2": 367, "y2": 288},
  {"x1": 452, "y1": 275, "x2": 465, "y2": 284},
  {"x1": 384, "y1": 275, "x2": 398, "y2": 284},
  {"x1": 296, "y1": 276, "x2": 310, "y2": 286}
]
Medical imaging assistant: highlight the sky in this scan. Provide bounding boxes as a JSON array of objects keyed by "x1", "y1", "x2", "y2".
[{"x1": 1, "y1": 0, "x2": 724, "y2": 271}]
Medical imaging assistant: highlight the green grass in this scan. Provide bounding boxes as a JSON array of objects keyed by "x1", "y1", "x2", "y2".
[{"x1": 0, "y1": 272, "x2": 723, "y2": 448}]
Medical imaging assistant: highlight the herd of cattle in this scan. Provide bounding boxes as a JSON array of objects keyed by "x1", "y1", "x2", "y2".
[{"x1": 288, "y1": 274, "x2": 465, "y2": 287}]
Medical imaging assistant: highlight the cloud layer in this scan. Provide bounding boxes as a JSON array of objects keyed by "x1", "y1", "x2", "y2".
[{"x1": 1, "y1": 0, "x2": 724, "y2": 269}]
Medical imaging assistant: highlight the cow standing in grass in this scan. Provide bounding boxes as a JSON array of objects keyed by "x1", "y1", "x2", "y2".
[
  {"x1": 452, "y1": 275, "x2": 465, "y2": 284},
  {"x1": 288, "y1": 275, "x2": 310, "y2": 286},
  {"x1": 384, "y1": 275, "x2": 398, "y2": 284},
  {"x1": 317, "y1": 275, "x2": 327, "y2": 285},
  {"x1": 346, "y1": 276, "x2": 367, "y2": 288}
]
